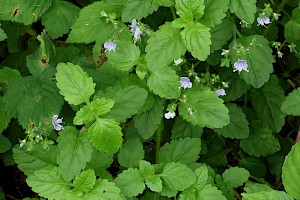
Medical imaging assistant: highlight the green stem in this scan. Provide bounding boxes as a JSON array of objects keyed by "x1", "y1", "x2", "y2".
[
  {"x1": 155, "y1": 119, "x2": 164, "y2": 163},
  {"x1": 170, "y1": 7, "x2": 177, "y2": 20}
]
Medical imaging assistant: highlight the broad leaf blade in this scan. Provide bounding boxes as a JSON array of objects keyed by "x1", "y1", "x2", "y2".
[
  {"x1": 122, "y1": 0, "x2": 159, "y2": 22},
  {"x1": 0, "y1": 135, "x2": 12, "y2": 153},
  {"x1": 134, "y1": 97, "x2": 164, "y2": 139},
  {"x1": 222, "y1": 167, "x2": 250, "y2": 188},
  {"x1": 230, "y1": 35, "x2": 274, "y2": 88},
  {"x1": 181, "y1": 22, "x2": 211, "y2": 61},
  {"x1": 229, "y1": 0, "x2": 257, "y2": 24},
  {"x1": 0, "y1": 0, "x2": 53, "y2": 25},
  {"x1": 56, "y1": 62, "x2": 96, "y2": 105},
  {"x1": 145, "y1": 22, "x2": 186, "y2": 70},
  {"x1": 42, "y1": 1, "x2": 80, "y2": 39},
  {"x1": 159, "y1": 137, "x2": 201, "y2": 165},
  {"x1": 240, "y1": 121, "x2": 280, "y2": 157},
  {"x1": 214, "y1": 103, "x2": 249, "y2": 139},
  {"x1": 210, "y1": 19, "x2": 233, "y2": 52},
  {"x1": 0, "y1": 97, "x2": 10, "y2": 133},
  {"x1": 178, "y1": 88, "x2": 230, "y2": 128},
  {"x1": 4, "y1": 77, "x2": 63, "y2": 129},
  {"x1": 26, "y1": 166, "x2": 69, "y2": 200},
  {"x1": 147, "y1": 67, "x2": 181, "y2": 99},
  {"x1": 282, "y1": 88, "x2": 300, "y2": 116},
  {"x1": 282, "y1": 142, "x2": 300, "y2": 199},
  {"x1": 114, "y1": 168, "x2": 146, "y2": 197},
  {"x1": 57, "y1": 126, "x2": 93, "y2": 181},
  {"x1": 284, "y1": 8, "x2": 300, "y2": 44},
  {"x1": 73, "y1": 169, "x2": 96, "y2": 193},
  {"x1": 87, "y1": 118, "x2": 123, "y2": 154},
  {"x1": 251, "y1": 75, "x2": 285, "y2": 132},
  {"x1": 200, "y1": 0, "x2": 229, "y2": 27},
  {"x1": 171, "y1": 117, "x2": 203, "y2": 139},
  {"x1": 118, "y1": 138, "x2": 145, "y2": 168}
]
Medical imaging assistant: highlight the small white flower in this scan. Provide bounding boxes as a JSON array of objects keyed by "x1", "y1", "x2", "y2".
[
  {"x1": 180, "y1": 77, "x2": 192, "y2": 89},
  {"x1": 104, "y1": 41, "x2": 117, "y2": 52},
  {"x1": 257, "y1": 17, "x2": 271, "y2": 27},
  {"x1": 216, "y1": 89, "x2": 226, "y2": 97},
  {"x1": 174, "y1": 58, "x2": 183, "y2": 65},
  {"x1": 52, "y1": 115, "x2": 64, "y2": 131},
  {"x1": 164, "y1": 111, "x2": 176, "y2": 119},
  {"x1": 188, "y1": 108, "x2": 193, "y2": 116},
  {"x1": 233, "y1": 59, "x2": 249, "y2": 73}
]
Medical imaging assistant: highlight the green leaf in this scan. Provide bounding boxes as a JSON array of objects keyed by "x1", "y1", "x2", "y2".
[
  {"x1": 284, "y1": 8, "x2": 300, "y2": 44},
  {"x1": 67, "y1": 2, "x2": 117, "y2": 44},
  {"x1": 171, "y1": 117, "x2": 203, "y2": 139},
  {"x1": 56, "y1": 62, "x2": 96, "y2": 105},
  {"x1": 114, "y1": 168, "x2": 146, "y2": 197},
  {"x1": 222, "y1": 167, "x2": 250, "y2": 188},
  {"x1": 194, "y1": 166, "x2": 209, "y2": 187},
  {"x1": 4, "y1": 77, "x2": 63, "y2": 129},
  {"x1": 118, "y1": 138, "x2": 145, "y2": 168},
  {"x1": 178, "y1": 88, "x2": 230, "y2": 128},
  {"x1": 181, "y1": 22, "x2": 211, "y2": 61},
  {"x1": 239, "y1": 157, "x2": 267, "y2": 178},
  {"x1": 57, "y1": 126, "x2": 93, "y2": 181},
  {"x1": 101, "y1": 85, "x2": 148, "y2": 123},
  {"x1": 153, "y1": 0, "x2": 175, "y2": 6},
  {"x1": 26, "y1": 32, "x2": 56, "y2": 79},
  {"x1": 219, "y1": 68, "x2": 250, "y2": 101},
  {"x1": 251, "y1": 75, "x2": 285, "y2": 132},
  {"x1": 160, "y1": 162, "x2": 196, "y2": 191},
  {"x1": 41, "y1": 1, "x2": 80, "y2": 39},
  {"x1": 242, "y1": 190, "x2": 294, "y2": 200},
  {"x1": 229, "y1": 0, "x2": 257, "y2": 24},
  {"x1": 0, "y1": 135, "x2": 12, "y2": 153},
  {"x1": 282, "y1": 142, "x2": 300, "y2": 199},
  {"x1": 159, "y1": 137, "x2": 201, "y2": 165},
  {"x1": 214, "y1": 103, "x2": 249, "y2": 139},
  {"x1": 26, "y1": 166, "x2": 69, "y2": 200},
  {"x1": 85, "y1": 149, "x2": 113, "y2": 176},
  {"x1": 13, "y1": 143, "x2": 57, "y2": 176},
  {"x1": 73, "y1": 98, "x2": 114, "y2": 125},
  {"x1": 73, "y1": 169, "x2": 96, "y2": 193},
  {"x1": 179, "y1": 184, "x2": 226, "y2": 200},
  {"x1": 87, "y1": 118, "x2": 123, "y2": 154},
  {"x1": 85, "y1": 179, "x2": 123, "y2": 200},
  {"x1": 145, "y1": 22, "x2": 186, "y2": 70},
  {"x1": 134, "y1": 97, "x2": 164, "y2": 139},
  {"x1": 145, "y1": 175, "x2": 163, "y2": 192},
  {"x1": 200, "y1": 0, "x2": 229, "y2": 27},
  {"x1": 230, "y1": 35, "x2": 274, "y2": 88},
  {"x1": 240, "y1": 121, "x2": 280, "y2": 157},
  {"x1": 282, "y1": 88, "x2": 300, "y2": 116},
  {"x1": 175, "y1": 0, "x2": 205, "y2": 21},
  {"x1": 244, "y1": 181, "x2": 273, "y2": 194},
  {"x1": 0, "y1": 66, "x2": 21, "y2": 92},
  {"x1": 0, "y1": 0, "x2": 53, "y2": 25},
  {"x1": 122, "y1": 0, "x2": 159, "y2": 22},
  {"x1": 0, "y1": 97, "x2": 10, "y2": 133},
  {"x1": 106, "y1": 40, "x2": 141, "y2": 71},
  {"x1": 147, "y1": 67, "x2": 181, "y2": 99},
  {"x1": 139, "y1": 160, "x2": 155, "y2": 176},
  {"x1": 0, "y1": 25, "x2": 7, "y2": 42},
  {"x1": 210, "y1": 19, "x2": 233, "y2": 52}
]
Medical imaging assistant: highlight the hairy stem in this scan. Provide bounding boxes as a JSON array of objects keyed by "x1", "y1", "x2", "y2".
[{"x1": 155, "y1": 119, "x2": 164, "y2": 163}]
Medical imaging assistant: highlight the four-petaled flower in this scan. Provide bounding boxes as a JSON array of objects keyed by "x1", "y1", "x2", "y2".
[
  {"x1": 180, "y1": 77, "x2": 192, "y2": 89},
  {"x1": 257, "y1": 17, "x2": 271, "y2": 27},
  {"x1": 52, "y1": 114, "x2": 64, "y2": 131},
  {"x1": 216, "y1": 89, "x2": 226, "y2": 97},
  {"x1": 233, "y1": 59, "x2": 249, "y2": 73},
  {"x1": 104, "y1": 41, "x2": 117, "y2": 52},
  {"x1": 164, "y1": 111, "x2": 176, "y2": 119},
  {"x1": 130, "y1": 19, "x2": 142, "y2": 40}
]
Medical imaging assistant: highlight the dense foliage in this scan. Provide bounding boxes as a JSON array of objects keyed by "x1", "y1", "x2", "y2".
[{"x1": 1, "y1": 0, "x2": 300, "y2": 199}]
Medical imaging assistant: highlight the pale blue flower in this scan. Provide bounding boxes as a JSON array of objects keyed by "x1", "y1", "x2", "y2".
[
  {"x1": 164, "y1": 111, "x2": 176, "y2": 119},
  {"x1": 104, "y1": 41, "x2": 117, "y2": 52},
  {"x1": 257, "y1": 17, "x2": 271, "y2": 27},
  {"x1": 130, "y1": 19, "x2": 137, "y2": 30},
  {"x1": 180, "y1": 77, "x2": 192, "y2": 89},
  {"x1": 130, "y1": 19, "x2": 142, "y2": 40},
  {"x1": 52, "y1": 114, "x2": 64, "y2": 131},
  {"x1": 233, "y1": 60, "x2": 249, "y2": 73},
  {"x1": 216, "y1": 89, "x2": 226, "y2": 96}
]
